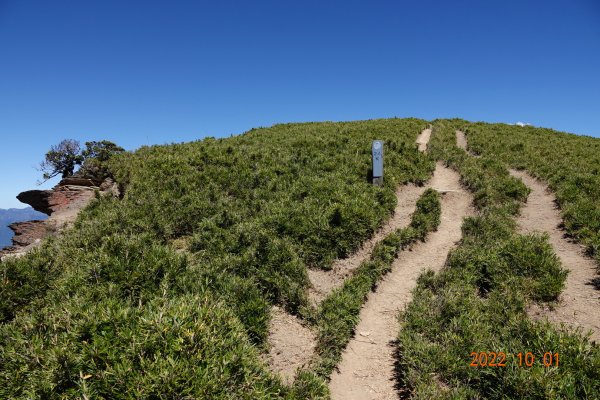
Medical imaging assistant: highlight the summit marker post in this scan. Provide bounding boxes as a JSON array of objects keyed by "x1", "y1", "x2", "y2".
[{"x1": 372, "y1": 140, "x2": 383, "y2": 186}]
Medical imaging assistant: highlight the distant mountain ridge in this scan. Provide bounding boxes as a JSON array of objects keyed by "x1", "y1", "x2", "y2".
[{"x1": 0, "y1": 207, "x2": 47, "y2": 249}]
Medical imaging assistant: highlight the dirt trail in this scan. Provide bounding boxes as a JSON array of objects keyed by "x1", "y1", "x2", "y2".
[
  {"x1": 308, "y1": 183, "x2": 427, "y2": 305},
  {"x1": 269, "y1": 127, "x2": 432, "y2": 382},
  {"x1": 329, "y1": 129, "x2": 474, "y2": 399},
  {"x1": 308, "y1": 127, "x2": 438, "y2": 305},
  {"x1": 456, "y1": 130, "x2": 468, "y2": 151},
  {"x1": 510, "y1": 170, "x2": 600, "y2": 342},
  {"x1": 457, "y1": 130, "x2": 600, "y2": 340},
  {"x1": 416, "y1": 127, "x2": 431, "y2": 152},
  {"x1": 264, "y1": 306, "x2": 316, "y2": 384}
]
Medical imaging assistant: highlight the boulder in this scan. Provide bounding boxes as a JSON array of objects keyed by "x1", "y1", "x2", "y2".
[{"x1": 17, "y1": 184, "x2": 96, "y2": 216}]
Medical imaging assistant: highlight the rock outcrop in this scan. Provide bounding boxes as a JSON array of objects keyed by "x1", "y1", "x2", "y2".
[
  {"x1": 1, "y1": 177, "x2": 119, "y2": 261},
  {"x1": 8, "y1": 220, "x2": 48, "y2": 247}
]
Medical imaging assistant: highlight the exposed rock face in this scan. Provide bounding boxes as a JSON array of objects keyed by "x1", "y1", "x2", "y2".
[
  {"x1": 17, "y1": 179, "x2": 101, "y2": 217},
  {"x1": 1, "y1": 177, "x2": 120, "y2": 262},
  {"x1": 59, "y1": 177, "x2": 103, "y2": 187},
  {"x1": 16, "y1": 190, "x2": 53, "y2": 215},
  {"x1": 8, "y1": 220, "x2": 48, "y2": 247}
]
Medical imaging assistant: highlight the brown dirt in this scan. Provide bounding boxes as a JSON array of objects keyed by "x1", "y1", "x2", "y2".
[
  {"x1": 510, "y1": 170, "x2": 600, "y2": 342},
  {"x1": 308, "y1": 183, "x2": 427, "y2": 305},
  {"x1": 455, "y1": 130, "x2": 468, "y2": 151},
  {"x1": 264, "y1": 306, "x2": 316, "y2": 384},
  {"x1": 415, "y1": 127, "x2": 431, "y2": 152},
  {"x1": 328, "y1": 163, "x2": 475, "y2": 400}
]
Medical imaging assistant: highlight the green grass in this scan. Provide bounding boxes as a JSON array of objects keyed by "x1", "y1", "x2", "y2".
[
  {"x1": 292, "y1": 188, "x2": 442, "y2": 398},
  {"x1": 2, "y1": 116, "x2": 600, "y2": 398},
  {"x1": 464, "y1": 122, "x2": 600, "y2": 270},
  {"x1": 396, "y1": 119, "x2": 600, "y2": 399},
  {"x1": 313, "y1": 188, "x2": 441, "y2": 376},
  {"x1": 0, "y1": 118, "x2": 434, "y2": 398}
]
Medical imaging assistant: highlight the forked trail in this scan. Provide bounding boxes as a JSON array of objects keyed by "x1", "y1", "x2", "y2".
[
  {"x1": 268, "y1": 129, "x2": 434, "y2": 383},
  {"x1": 329, "y1": 131, "x2": 474, "y2": 399},
  {"x1": 510, "y1": 170, "x2": 600, "y2": 342},
  {"x1": 457, "y1": 128, "x2": 600, "y2": 341},
  {"x1": 308, "y1": 128, "x2": 436, "y2": 305},
  {"x1": 308, "y1": 184, "x2": 427, "y2": 305}
]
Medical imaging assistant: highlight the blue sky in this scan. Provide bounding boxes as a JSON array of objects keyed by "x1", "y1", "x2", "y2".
[{"x1": 1, "y1": 0, "x2": 599, "y2": 208}]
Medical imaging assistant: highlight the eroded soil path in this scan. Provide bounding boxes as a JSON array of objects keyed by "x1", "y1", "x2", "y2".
[
  {"x1": 510, "y1": 170, "x2": 600, "y2": 342},
  {"x1": 264, "y1": 306, "x2": 316, "y2": 384},
  {"x1": 269, "y1": 128, "x2": 433, "y2": 383},
  {"x1": 308, "y1": 128, "x2": 439, "y2": 305},
  {"x1": 308, "y1": 183, "x2": 427, "y2": 305},
  {"x1": 456, "y1": 130, "x2": 468, "y2": 151},
  {"x1": 456, "y1": 129, "x2": 600, "y2": 341},
  {"x1": 416, "y1": 127, "x2": 431, "y2": 152},
  {"x1": 329, "y1": 130, "x2": 474, "y2": 399}
]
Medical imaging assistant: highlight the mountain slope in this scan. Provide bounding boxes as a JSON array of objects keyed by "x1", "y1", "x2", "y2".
[
  {"x1": 1, "y1": 118, "x2": 599, "y2": 399},
  {"x1": 0, "y1": 118, "x2": 433, "y2": 398}
]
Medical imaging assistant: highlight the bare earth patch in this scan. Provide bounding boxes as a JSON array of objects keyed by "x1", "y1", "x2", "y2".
[
  {"x1": 455, "y1": 130, "x2": 468, "y2": 151},
  {"x1": 510, "y1": 170, "x2": 600, "y2": 342},
  {"x1": 416, "y1": 127, "x2": 431, "y2": 152},
  {"x1": 328, "y1": 163, "x2": 475, "y2": 400},
  {"x1": 264, "y1": 306, "x2": 316, "y2": 384}
]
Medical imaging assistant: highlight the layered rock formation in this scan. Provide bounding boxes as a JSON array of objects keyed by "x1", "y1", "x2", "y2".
[{"x1": 1, "y1": 177, "x2": 119, "y2": 261}]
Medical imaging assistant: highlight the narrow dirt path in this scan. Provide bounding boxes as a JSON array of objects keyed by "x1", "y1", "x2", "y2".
[
  {"x1": 416, "y1": 127, "x2": 431, "y2": 152},
  {"x1": 510, "y1": 170, "x2": 600, "y2": 342},
  {"x1": 264, "y1": 306, "x2": 316, "y2": 384},
  {"x1": 457, "y1": 130, "x2": 600, "y2": 340},
  {"x1": 308, "y1": 183, "x2": 427, "y2": 305},
  {"x1": 308, "y1": 127, "x2": 437, "y2": 305},
  {"x1": 456, "y1": 130, "x2": 468, "y2": 151},
  {"x1": 268, "y1": 128, "x2": 443, "y2": 386},
  {"x1": 329, "y1": 129, "x2": 474, "y2": 399}
]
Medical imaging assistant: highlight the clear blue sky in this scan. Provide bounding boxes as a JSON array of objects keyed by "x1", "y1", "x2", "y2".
[{"x1": 1, "y1": 0, "x2": 599, "y2": 208}]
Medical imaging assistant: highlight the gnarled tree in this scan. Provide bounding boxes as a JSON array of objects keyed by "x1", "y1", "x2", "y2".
[
  {"x1": 39, "y1": 139, "x2": 84, "y2": 182},
  {"x1": 39, "y1": 139, "x2": 125, "y2": 183}
]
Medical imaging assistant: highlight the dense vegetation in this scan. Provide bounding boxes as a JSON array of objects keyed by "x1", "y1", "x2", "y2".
[
  {"x1": 2, "y1": 117, "x2": 600, "y2": 399},
  {"x1": 465, "y1": 123, "x2": 600, "y2": 270},
  {"x1": 0, "y1": 119, "x2": 434, "y2": 398},
  {"x1": 300, "y1": 188, "x2": 441, "y2": 395},
  {"x1": 396, "y1": 120, "x2": 600, "y2": 399}
]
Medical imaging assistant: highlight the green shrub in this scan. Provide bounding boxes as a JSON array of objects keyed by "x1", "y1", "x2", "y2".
[{"x1": 0, "y1": 295, "x2": 286, "y2": 399}]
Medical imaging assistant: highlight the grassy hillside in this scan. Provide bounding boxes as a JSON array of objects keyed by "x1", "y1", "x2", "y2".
[
  {"x1": 0, "y1": 119, "x2": 433, "y2": 398},
  {"x1": 465, "y1": 123, "x2": 600, "y2": 269},
  {"x1": 1, "y1": 117, "x2": 599, "y2": 399},
  {"x1": 396, "y1": 120, "x2": 600, "y2": 399}
]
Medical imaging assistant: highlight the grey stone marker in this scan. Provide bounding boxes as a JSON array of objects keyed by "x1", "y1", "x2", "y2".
[{"x1": 372, "y1": 140, "x2": 383, "y2": 186}]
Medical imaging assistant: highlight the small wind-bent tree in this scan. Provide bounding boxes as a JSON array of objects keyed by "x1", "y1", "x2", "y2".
[{"x1": 39, "y1": 139, "x2": 84, "y2": 182}]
